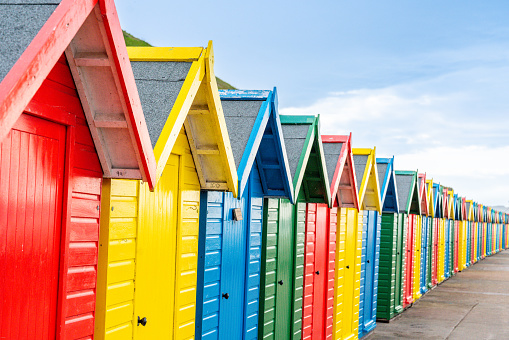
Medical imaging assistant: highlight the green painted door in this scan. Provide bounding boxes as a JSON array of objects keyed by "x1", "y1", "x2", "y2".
[
  {"x1": 259, "y1": 196, "x2": 306, "y2": 340},
  {"x1": 394, "y1": 214, "x2": 406, "y2": 315}
]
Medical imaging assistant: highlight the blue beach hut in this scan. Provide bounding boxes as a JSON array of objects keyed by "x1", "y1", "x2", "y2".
[{"x1": 195, "y1": 89, "x2": 294, "y2": 339}]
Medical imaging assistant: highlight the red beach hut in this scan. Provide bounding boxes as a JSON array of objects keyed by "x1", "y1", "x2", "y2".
[{"x1": 0, "y1": 1, "x2": 156, "y2": 339}]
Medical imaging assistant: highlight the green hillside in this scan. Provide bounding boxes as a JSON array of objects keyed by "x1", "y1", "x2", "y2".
[{"x1": 123, "y1": 31, "x2": 235, "y2": 90}]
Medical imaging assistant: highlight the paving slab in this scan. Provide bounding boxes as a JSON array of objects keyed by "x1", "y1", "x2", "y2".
[{"x1": 368, "y1": 250, "x2": 509, "y2": 339}]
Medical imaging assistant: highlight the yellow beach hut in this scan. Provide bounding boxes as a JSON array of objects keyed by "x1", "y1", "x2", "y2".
[{"x1": 95, "y1": 42, "x2": 238, "y2": 340}]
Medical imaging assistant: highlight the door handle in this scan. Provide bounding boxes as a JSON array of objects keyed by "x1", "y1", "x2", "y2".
[
  {"x1": 346, "y1": 265, "x2": 350, "y2": 269},
  {"x1": 315, "y1": 271, "x2": 320, "y2": 275},
  {"x1": 397, "y1": 252, "x2": 400, "y2": 255},
  {"x1": 278, "y1": 280, "x2": 284, "y2": 285},
  {"x1": 222, "y1": 293, "x2": 229, "y2": 299},
  {"x1": 138, "y1": 316, "x2": 147, "y2": 326},
  {"x1": 367, "y1": 260, "x2": 370, "y2": 264}
]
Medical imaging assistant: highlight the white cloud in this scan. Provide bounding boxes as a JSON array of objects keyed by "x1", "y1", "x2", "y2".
[{"x1": 280, "y1": 66, "x2": 509, "y2": 206}]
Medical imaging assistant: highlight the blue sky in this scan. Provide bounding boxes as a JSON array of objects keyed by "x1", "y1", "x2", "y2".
[{"x1": 116, "y1": 1, "x2": 509, "y2": 207}]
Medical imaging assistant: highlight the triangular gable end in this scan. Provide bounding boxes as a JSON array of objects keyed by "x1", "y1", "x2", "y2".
[
  {"x1": 0, "y1": 0, "x2": 156, "y2": 188},
  {"x1": 280, "y1": 115, "x2": 331, "y2": 205},
  {"x1": 376, "y1": 157, "x2": 399, "y2": 213},
  {"x1": 128, "y1": 42, "x2": 238, "y2": 195},
  {"x1": 433, "y1": 183, "x2": 442, "y2": 218},
  {"x1": 443, "y1": 187, "x2": 449, "y2": 219},
  {"x1": 418, "y1": 173, "x2": 428, "y2": 216},
  {"x1": 322, "y1": 134, "x2": 359, "y2": 210},
  {"x1": 395, "y1": 171, "x2": 420, "y2": 215},
  {"x1": 426, "y1": 179, "x2": 434, "y2": 218},
  {"x1": 466, "y1": 200, "x2": 473, "y2": 221},
  {"x1": 353, "y1": 148, "x2": 382, "y2": 213},
  {"x1": 219, "y1": 88, "x2": 294, "y2": 202}
]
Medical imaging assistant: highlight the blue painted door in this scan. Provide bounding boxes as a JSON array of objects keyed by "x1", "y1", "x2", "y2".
[
  {"x1": 466, "y1": 221, "x2": 471, "y2": 267},
  {"x1": 359, "y1": 210, "x2": 381, "y2": 338},
  {"x1": 196, "y1": 165, "x2": 264, "y2": 339},
  {"x1": 420, "y1": 217, "x2": 428, "y2": 294},
  {"x1": 444, "y1": 220, "x2": 450, "y2": 278}
]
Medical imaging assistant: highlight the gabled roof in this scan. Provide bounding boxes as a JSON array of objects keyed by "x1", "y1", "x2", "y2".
[
  {"x1": 433, "y1": 183, "x2": 442, "y2": 218},
  {"x1": 426, "y1": 179, "x2": 435, "y2": 218},
  {"x1": 453, "y1": 194, "x2": 460, "y2": 220},
  {"x1": 395, "y1": 170, "x2": 421, "y2": 215},
  {"x1": 0, "y1": 0, "x2": 156, "y2": 188},
  {"x1": 447, "y1": 190, "x2": 455, "y2": 219},
  {"x1": 466, "y1": 200, "x2": 474, "y2": 221},
  {"x1": 219, "y1": 88, "x2": 294, "y2": 202},
  {"x1": 443, "y1": 187, "x2": 450, "y2": 219},
  {"x1": 417, "y1": 173, "x2": 428, "y2": 216},
  {"x1": 280, "y1": 115, "x2": 331, "y2": 205},
  {"x1": 322, "y1": 134, "x2": 359, "y2": 210},
  {"x1": 352, "y1": 148, "x2": 382, "y2": 212},
  {"x1": 128, "y1": 42, "x2": 238, "y2": 195},
  {"x1": 461, "y1": 197, "x2": 466, "y2": 221},
  {"x1": 473, "y1": 202, "x2": 479, "y2": 222},
  {"x1": 376, "y1": 157, "x2": 399, "y2": 213}
]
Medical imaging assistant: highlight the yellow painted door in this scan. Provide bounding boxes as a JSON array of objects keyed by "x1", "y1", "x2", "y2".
[
  {"x1": 134, "y1": 130, "x2": 200, "y2": 340},
  {"x1": 413, "y1": 216, "x2": 421, "y2": 300},
  {"x1": 134, "y1": 154, "x2": 179, "y2": 339},
  {"x1": 335, "y1": 208, "x2": 361, "y2": 340}
]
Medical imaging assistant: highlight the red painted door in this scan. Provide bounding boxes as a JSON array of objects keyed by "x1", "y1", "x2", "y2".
[
  {"x1": 0, "y1": 114, "x2": 66, "y2": 339},
  {"x1": 302, "y1": 203, "x2": 332, "y2": 340},
  {"x1": 403, "y1": 214, "x2": 415, "y2": 307},
  {"x1": 432, "y1": 218, "x2": 439, "y2": 286},
  {"x1": 454, "y1": 221, "x2": 459, "y2": 273}
]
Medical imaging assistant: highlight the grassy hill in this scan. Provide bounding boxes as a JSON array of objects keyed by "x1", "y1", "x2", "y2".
[{"x1": 123, "y1": 31, "x2": 235, "y2": 90}]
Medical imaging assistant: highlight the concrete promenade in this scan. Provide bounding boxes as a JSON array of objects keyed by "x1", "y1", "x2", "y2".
[{"x1": 368, "y1": 250, "x2": 509, "y2": 339}]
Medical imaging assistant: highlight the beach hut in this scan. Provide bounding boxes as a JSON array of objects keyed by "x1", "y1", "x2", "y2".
[
  {"x1": 452, "y1": 194, "x2": 460, "y2": 273},
  {"x1": 394, "y1": 171, "x2": 420, "y2": 308},
  {"x1": 431, "y1": 183, "x2": 442, "y2": 287},
  {"x1": 375, "y1": 157, "x2": 405, "y2": 322},
  {"x1": 96, "y1": 43, "x2": 238, "y2": 339},
  {"x1": 417, "y1": 173, "x2": 429, "y2": 296},
  {"x1": 414, "y1": 173, "x2": 428, "y2": 300},
  {"x1": 258, "y1": 115, "x2": 330, "y2": 340},
  {"x1": 438, "y1": 186, "x2": 448, "y2": 283},
  {"x1": 424, "y1": 179, "x2": 434, "y2": 291},
  {"x1": 465, "y1": 200, "x2": 474, "y2": 266},
  {"x1": 195, "y1": 89, "x2": 294, "y2": 339},
  {"x1": 475, "y1": 202, "x2": 481, "y2": 262},
  {"x1": 352, "y1": 148, "x2": 382, "y2": 338},
  {"x1": 319, "y1": 134, "x2": 360, "y2": 340},
  {"x1": 321, "y1": 136, "x2": 364, "y2": 340},
  {"x1": 0, "y1": 2, "x2": 159, "y2": 339},
  {"x1": 458, "y1": 197, "x2": 467, "y2": 271}
]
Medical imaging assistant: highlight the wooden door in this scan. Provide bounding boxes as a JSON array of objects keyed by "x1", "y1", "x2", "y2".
[
  {"x1": 360, "y1": 210, "x2": 378, "y2": 335},
  {"x1": 0, "y1": 114, "x2": 66, "y2": 340},
  {"x1": 311, "y1": 204, "x2": 328, "y2": 339},
  {"x1": 340, "y1": 208, "x2": 361, "y2": 340},
  {"x1": 394, "y1": 214, "x2": 405, "y2": 314},
  {"x1": 403, "y1": 214, "x2": 414, "y2": 306}
]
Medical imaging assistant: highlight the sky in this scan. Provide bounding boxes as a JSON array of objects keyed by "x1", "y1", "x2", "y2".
[{"x1": 116, "y1": 1, "x2": 509, "y2": 207}]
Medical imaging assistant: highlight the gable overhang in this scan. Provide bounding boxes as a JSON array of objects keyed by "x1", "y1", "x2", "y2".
[
  {"x1": 443, "y1": 187, "x2": 449, "y2": 219},
  {"x1": 433, "y1": 183, "x2": 442, "y2": 218},
  {"x1": 427, "y1": 179, "x2": 435, "y2": 218},
  {"x1": 466, "y1": 200, "x2": 474, "y2": 221},
  {"x1": 281, "y1": 115, "x2": 331, "y2": 206},
  {"x1": 353, "y1": 148, "x2": 382, "y2": 213},
  {"x1": 322, "y1": 134, "x2": 360, "y2": 210},
  {"x1": 418, "y1": 173, "x2": 429, "y2": 216},
  {"x1": 396, "y1": 170, "x2": 420, "y2": 215},
  {"x1": 219, "y1": 88, "x2": 294, "y2": 203},
  {"x1": 128, "y1": 42, "x2": 238, "y2": 196},
  {"x1": 0, "y1": 0, "x2": 157, "y2": 189},
  {"x1": 376, "y1": 157, "x2": 399, "y2": 213}
]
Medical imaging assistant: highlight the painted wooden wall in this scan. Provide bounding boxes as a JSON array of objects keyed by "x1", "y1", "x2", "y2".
[
  {"x1": 96, "y1": 127, "x2": 200, "y2": 340},
  {"x1": 1, "y1": 54, "x2": 102, "y2": 340},
  {"x1": 195, "y1": 166, "x2": 264, "y2": 340},
  {"x1": 332, "y1": 207, "x2": 362, "y2": 340}
]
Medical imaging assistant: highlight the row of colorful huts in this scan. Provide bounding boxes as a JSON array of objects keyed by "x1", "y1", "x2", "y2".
[{"x1": 0, "y1": 1, "x2": 507, "y2": 340}]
